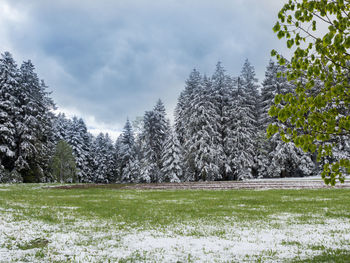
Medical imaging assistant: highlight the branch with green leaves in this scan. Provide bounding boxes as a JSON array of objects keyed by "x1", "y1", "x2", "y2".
[{"x1": 268, "y1": 0, "x2": 350, "y2": 185}]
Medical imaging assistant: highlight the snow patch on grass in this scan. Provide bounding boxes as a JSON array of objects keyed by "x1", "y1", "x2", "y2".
[{"x1": 1, "y1": 210, "x2": 350, "y2": 262}]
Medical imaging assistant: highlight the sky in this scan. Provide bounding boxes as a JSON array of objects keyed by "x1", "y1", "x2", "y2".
[{"x1": 0, "y1": 0, "x2": 290, "y2": 140}]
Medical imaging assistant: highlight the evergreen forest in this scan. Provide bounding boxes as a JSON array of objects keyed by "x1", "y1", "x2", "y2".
[{"x1": 1, "y1": 52, "x2": 348, "y2": 183}]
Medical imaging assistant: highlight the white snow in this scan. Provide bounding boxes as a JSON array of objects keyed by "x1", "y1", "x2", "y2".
[{"x1": 1, "y1": 209, "x2": 350, "y2": 262}]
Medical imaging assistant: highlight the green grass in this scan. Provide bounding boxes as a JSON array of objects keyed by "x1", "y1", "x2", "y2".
[
  {"x1": 0, "y1": 183, "x2": 350, "y2": 262},
  {"x1": 293, "y1": 249, "x2": 350, "y2": 263},
  {"x1": 1, "y1": 184, "x2": 349, "y2": 227}
]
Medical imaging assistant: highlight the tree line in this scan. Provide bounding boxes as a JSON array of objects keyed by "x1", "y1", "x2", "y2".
[{"x1": 0, "y1": 51, "x2": 348, "y2": 183}]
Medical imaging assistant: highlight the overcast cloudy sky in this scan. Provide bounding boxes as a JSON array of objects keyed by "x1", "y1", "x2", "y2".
[{"x1": 0, "y1": 0, "x2": 289, "y2": 140}]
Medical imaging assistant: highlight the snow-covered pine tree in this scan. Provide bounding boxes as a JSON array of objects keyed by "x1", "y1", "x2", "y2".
[
  {"x1": 239, "y1": 59, "x2": 260, "y2": 178},
  {"x1": 131, "y1": 116, "x2": 144, "y2": 138},
  {"x1": 228, "y1": 60, "x2": 260, "y2": 180},
  {"x1": 52, "y1": 113, "x2": 71, "y2": 143},
  {"x1": 139, "y1": 100, "x2": 169, "y2": 183},
  {"x1": 230, "y1": 76, "x2": 255, "y2": 180},
  {"x1": 91, "y1": 133, "x2": 115, "y2": 183},
  {"x1": 130, "y1": 120, "x2": 143, "y2": 183},
  {"x1": 102, "y1": 133, "x2": 116, "y2": 183},
  {"x1": 15, "y1": 60, "x2": 55, "y2": 182},
  {"x1": 66, "y1": 117, "x2": 93, "y2": 182},
  {"x1": 332, "y1": 135, "x2": 350, "y2": 175},
  {"x1": 114, "y1": 135, "x2": 123, "y2": 182},
  {"x1": 153, "y1": 99, "x2": 171, "y2": 151},
  {"x1": 174, "y1": 92, "x2": 186, "y2": 145},
  {"x1": 161, "y1": 129, "x2": 182, "y2": 182},
  {"x1": 122, "y1": 158, "x2": 140, "y2": 182},
  {"x1": 261, "y1": 61, "x2": 314, "y2": 177},
  {"x1": 37, "y1": 80, "x2": 56, "y2": 180},
  {"x1": 119, "y1": 119, "x2": 138, "y2": 182},
  {"x1": 183, "y1": 75, "x2": 220, "y2": 181},
  {"x1": 210, "y1": 62, "x2": 235, "y2": 180},
  {"x1": 258, "y1": 60, "x2": 285, "y2": 177},
  {"x1": 138, "y1": 159, "x2": 153, "y2": 183},
  {"x1": 268, "y1": 141, "x2": 315, "y2": 177},
  {"x1": 0, "y1": 52, "x2": 21, "y2": 174},
  {"x1": 174, "y1": 69, "x2": 202, "y2": 146},
  {"x1": 175, "y1": 69, "x2": 202, "y2": 180},
  {"x1": 140, "y1": 110, "x2": 160, "y2": 183}
]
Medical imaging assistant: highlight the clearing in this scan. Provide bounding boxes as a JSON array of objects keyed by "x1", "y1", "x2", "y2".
[{"x1": 1, "y1": 179, "x2": 350, "y2": 262}]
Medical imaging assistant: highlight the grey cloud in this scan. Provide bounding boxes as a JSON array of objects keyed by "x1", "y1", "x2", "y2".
[{"x1": 0, "y1": 0, "x2": 289, "y2": 134}]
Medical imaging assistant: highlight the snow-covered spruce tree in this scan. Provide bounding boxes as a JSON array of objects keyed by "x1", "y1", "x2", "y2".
[
  {"x1": 104, "y1": 133, "x2": 117, "y2": 183},
  {"x1": 210, "y1": 62, "x2": 236, "y2": 180},
  {"x1": 258, "y1": 60, "x2": 287, "y2": 177},
  {"x1": 332, "y1": 135, "x2": 350, "y2": 175},
  {"x1": 118, "y1": 119, "x2": 139, "y2": 182},
  {"x1": 131, "y1": 116, "x2": 144, "y2": 138},
  {"x1": 153, "y1": 99, "x2": 171, "y2": 150},
  {"x1": 175, "y1": 69, "x2": 202, "y2": 180},
  {"x1": 161, "y1": 129, "x2": 182, "y2": 182},
  {"x1": 52, "y1": 113, "x2": 71, "y2": 143},
  {"x1": 139, "y1": 100, "x2": 169, "y2": 183},
  {"x1": 238, "y1": 59, "x2": 260, "y2": 178},
  {"x1": 66, "y1": 117, "x2": 93, "y2": 182},
  {"x1": 175, "y1": 69, "x2": 202, "y2": 146},
  {"x1": 79, "y1": 131, "x2": 95, "y2": 182},
  {"x1": 120, "y1": 119, "x2": 135, "y2": 161},
  {"x1": 268, "y1": 141, "x2": 315, "y2": 178},
  {"x1": 122, "y1": 157, "x2": 141, "y2": 183},
  {"x1": 262, "y1": 61, "x2": 314, "y2": 177},
  {"x1": 183, "y1": 75, "x2": 221, "y2": 181},
  {"x1": 15, "y1": 61, "x2": 55, "y2": 182},
  {"x1": 0, "y1": 164, "x2": 22, "y2": 183},
  {"x1": 0, "y1": 52, "x2": 56, "y2": 182},
  {"x1": 91, "y1": 133, "x2": 115, "y2": 183},
  {"x1": 230, "y1": 76, "x2": 255, "y2": 180},
  {"x1": 174, "y1": 91, "x2": 187, "y2": 146},
  {"x1": 0, "y1": 52, "x2": 21, "y2": 175},
  {"x1": 228, "y1": 60, "x2": 260, "y2": 180},
  {"x1": 129, "y1": 121, "x2": 143, "y2": 183},
  {"x1": 36, "y1": 80, "x2": 57, "y2": 180},
  {"x1": 139, "y1": 111, "x2": 158, "y2": 183},
  {"x1": 114, "y1": 135, "x2": 123, "y2": 182}
]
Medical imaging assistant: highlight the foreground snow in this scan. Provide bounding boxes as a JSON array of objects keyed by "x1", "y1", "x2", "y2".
[{"x1": 1, "y1": 208, "x2": 350, "y2": 262}]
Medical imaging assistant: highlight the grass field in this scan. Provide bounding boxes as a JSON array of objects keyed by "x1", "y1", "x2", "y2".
[{"x1": 0, "y1": 183, "x2": 350, "y2": 262}]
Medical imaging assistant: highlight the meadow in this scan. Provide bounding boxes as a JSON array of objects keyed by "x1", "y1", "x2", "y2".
[{"x1": 0, "y1": 182, "x2": 350, "y2": 262}]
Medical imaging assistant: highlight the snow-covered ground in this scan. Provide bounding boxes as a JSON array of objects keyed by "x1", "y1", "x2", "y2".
[
  {"x1": 251, "y1": 175, "x2": 350, "y2": 181},
  {"x1": 122, "y1": 177, "x2": 350, "y2": 190},
  {"x1": 1, "y1": 207, "x2": 350, "y2": 262}
]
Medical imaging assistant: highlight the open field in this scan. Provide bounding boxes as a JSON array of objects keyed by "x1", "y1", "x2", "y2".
[{"x1": 1, "y1": 180, "x2": 350, "y2": 262}]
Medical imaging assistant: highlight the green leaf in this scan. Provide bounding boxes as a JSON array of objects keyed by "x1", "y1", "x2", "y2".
[
  {"x1": 272, "y1": 0, "x2": 350, "y2": 184},
  {"x1": 273, "y1": 22, "x2": 281, "y2": 32}
]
